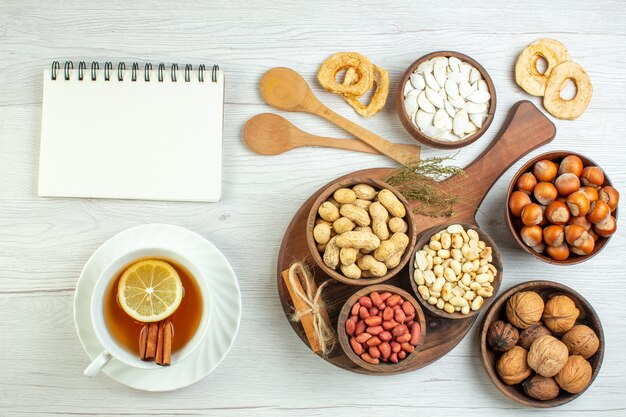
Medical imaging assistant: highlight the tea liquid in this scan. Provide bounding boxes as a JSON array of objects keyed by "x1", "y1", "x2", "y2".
[{"x1": 103, "y1": 258, "x2": 203, "y2": 355}]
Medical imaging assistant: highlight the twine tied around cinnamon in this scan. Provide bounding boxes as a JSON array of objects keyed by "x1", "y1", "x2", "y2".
[{"x1": 287, "y1": 261, "x2": 336, "y2": 356}]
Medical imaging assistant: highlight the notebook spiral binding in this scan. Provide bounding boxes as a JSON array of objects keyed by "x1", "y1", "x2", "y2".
[{"x1": 51, "y1": 61, "x2": 220, "y2": 83}]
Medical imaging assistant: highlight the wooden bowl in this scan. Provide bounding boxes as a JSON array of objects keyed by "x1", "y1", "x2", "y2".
[
  {"x1": 409, "y1": 222, "x2": 503, "y2": 319},
  {"x1": 306, "y1": 177, "x2": 417, "y2": 286},
  {"x1": 505, "y1": 151, "x2": 618, "y2": 265},
  {"x1": 337, "y1": 284, "x2": 427, "y2": 373},
  {"x1": 396, "y1": 51, "x2": 497, "y2": 149},
  {"x1": 480, "y1": 280, "x2": 604, "y2": 408}
]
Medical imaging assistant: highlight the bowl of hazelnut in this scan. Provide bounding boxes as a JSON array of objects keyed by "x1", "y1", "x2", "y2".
[
  {"x1": 505, "y1": 151, "x2": 619, "y2": 264},
  {"x1": 480, "y1": 280, "x2": 604, "y2": 408}
]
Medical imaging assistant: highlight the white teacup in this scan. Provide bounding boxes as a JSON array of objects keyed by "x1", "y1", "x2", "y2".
[{"x1": 84, "y1": 248, "x2": 212, "y2": 376}]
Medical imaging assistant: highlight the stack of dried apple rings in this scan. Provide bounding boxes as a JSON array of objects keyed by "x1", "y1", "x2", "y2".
[
  {"x1": 317, "y1": 52, "x2": 389, "y2": 118},
  {"x1": 515, "y1": 39, "x2": 592, "y2": 120}
]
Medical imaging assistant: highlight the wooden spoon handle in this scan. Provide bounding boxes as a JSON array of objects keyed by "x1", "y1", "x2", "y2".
[
  {"x1": 303, "y1": 134, "x2": 421, "y2": 157},
  {"x1": 441, "y1": 101, "x2": 556, "y2": 222},
  {"x1": 311, "y1": 104, "x2": 421, "y2": 165}
]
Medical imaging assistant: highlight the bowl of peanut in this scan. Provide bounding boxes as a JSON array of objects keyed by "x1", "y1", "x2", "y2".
[
  {"x1": 306, "y1": 178, "x2": 417, "y2": 286},
  {"x1": 338, "y1": 284, "x2": 426, "y2": 371}
]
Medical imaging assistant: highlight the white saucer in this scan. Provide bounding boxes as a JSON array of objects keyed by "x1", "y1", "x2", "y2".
[{"x1": 74, "y1": 224, "x2": 241, "y2": 391}]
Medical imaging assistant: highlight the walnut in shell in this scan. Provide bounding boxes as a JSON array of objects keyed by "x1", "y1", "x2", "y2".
[
  {"x1": 506, "y1": 291, "x2": 544, "y2": 329},
  {"x1": 527, "y1": 335, "x2": 569, "y2": 377},
  {"x1": 496, "y1": 346, "x2": 532, "y2": 385},
  {"x1": 555, "y1": 355, "x2": 592, "y2": 394},
  {"x1": 487, "y1": 320, "x2": 519, "y2": 352},
  {"x1": 542, "y1": 295, "x2": 580, "y2": 333},
  {"x1": 518, "y1": 323, "x2": 552, "y2": 350},
  {"x1": 561, "y1": 325, "x2": 599, "y2": 359},
  {"x1": 522, "y1": 375, "x2": 560, "y2": 401}
]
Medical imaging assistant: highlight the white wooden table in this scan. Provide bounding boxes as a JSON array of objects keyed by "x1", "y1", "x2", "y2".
[{"x1": 1, "y1": 1, "x2": 625, "y2": 415}]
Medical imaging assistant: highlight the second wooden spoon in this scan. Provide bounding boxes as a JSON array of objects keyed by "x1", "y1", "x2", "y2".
[{"x1": 243, "y1": 113, "x2": 421, "y2": 157}]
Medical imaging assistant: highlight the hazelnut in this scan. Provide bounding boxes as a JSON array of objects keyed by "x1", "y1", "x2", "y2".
[
  {"x1": 565, "y1": 224, "x2": 588, "y2": 247},
  {"x1": 570, "y1": 235, "x2": 595, "y2": 256},
  {"x1": 496, "y1": 346, "x2": 532, "y2": 385},
  {"x1": 545, "y1": 201, "x2": 570, "y2": 225},
  {"x1": 542, "y1": 295, "x2": 579, "y2": 333},
  {"x1": 580, "y1": 186, "x2": 599, "y2": 203},
  {"x1": 588, "y1": 228, "x2": 600, "y2": 242},
  {"x1": 554, "y1": 173, "x2": 581, "y2": 196},
  {"x1": 506, "y1": 291, "x2": 544, "y2": 329},
  {"x1": 522, "y1": 375, "x2": 561, "y2": 401},
  {"x1": 521, "y1": 203, "x2": 543, "y2": 226},
  {"x1": 558, "y1": 155, "x2": 584, "y2": 177},
  {"x1": 580, "y1": 166, "x2": 605, "y2": 188},
  {"x1": 517, "y1": 172, "x2": 538, "y2": 194},
  {"x1": 587, "y1": 200, "x2": 611, "y2": 224},
  {"x1": 521, "y1": 225, "x2": 543, "y2": 247},
  {"x1": 568, "y1": 215, "x2": 592, "y2": 230},
  {"x1": 543, "y1": 225, "x2": 564, "y2": 247},
  {"x1": 555, "y1": 355, "x2": 593, "y2": 394},
  {"x1": 562, "y1": 325, "x2": 600, "y2": 359},
  {"x1": 518, "y1": 323, "x2": 552, "y2": 349},
  {"x1": 528, "y1": 335, "x2": 569, "y2": 377},
  {"x1": 546, "y1": 243, "x2": 570, "y2": 261},
  {"x1": 531, "y1": 241, "x2": 547, "y2": 254},
  {"x1": 487, "y1": 320, "x2": 519, "y2": 352},
  {"x1": 593, "y1": 215, "x2": 617, "y2": 237},
  {"x1": 537, "y1": 205, "x2": 549, "y2": 226},
  {"x1": 509, "y1": 191, "x2": 531, "y2": 217},
  {"x1": 534, "y1": 182, "x2": 558, "y2": 205},
  {"x1": 566, "y1": 191, "x2": 590, "y2": 217},
  {"x1": 533, "y1": 160, "x2": 558, "y2": 182},
  {"x1": 598, "y1": 186, "x2": 619, "y2": 212}
]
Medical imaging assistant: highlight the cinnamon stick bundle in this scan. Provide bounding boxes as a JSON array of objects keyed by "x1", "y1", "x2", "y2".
[
  {"x1": 281, "y1": 262, "x2": 334, "y2": 355},
  {"x1": 139, "y1": 320, "x2": 173, "y2": 366}
]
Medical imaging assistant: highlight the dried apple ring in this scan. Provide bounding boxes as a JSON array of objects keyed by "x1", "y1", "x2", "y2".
[
  {"x1": 317, "y1": 52, "x2": 373, "y2": 98},
  {"x1": 342, "y1": 65, "x2": 389, "y2": 117},
  {"x1": 543, "y1": 61, "x2": 592, "y2": 120},
  {"x1": 515, "y1": 39, "x2": 571, "y2": 96}
]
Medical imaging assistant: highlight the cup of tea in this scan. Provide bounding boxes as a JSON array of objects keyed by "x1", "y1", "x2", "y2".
[{"x1": 84, "y1": 247, "x2": 212, "y2": 376}]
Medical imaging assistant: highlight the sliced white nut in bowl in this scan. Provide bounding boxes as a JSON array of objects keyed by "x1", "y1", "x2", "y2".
[{"x1": 402, "y1": 55, "x2": 492, "y2": 143}]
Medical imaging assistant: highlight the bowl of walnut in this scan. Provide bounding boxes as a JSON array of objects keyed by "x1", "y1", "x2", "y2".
[
  {"x1": 306, "y1": 178, "x2": 417, "y2": 285},
  {"x1": 480, "y1": 280, "x2": 604, "y2": 408}
]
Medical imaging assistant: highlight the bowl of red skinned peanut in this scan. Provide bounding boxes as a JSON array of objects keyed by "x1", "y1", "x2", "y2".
[{"x1": 337, "y1": 284, "x2": 426, "y2": 372}]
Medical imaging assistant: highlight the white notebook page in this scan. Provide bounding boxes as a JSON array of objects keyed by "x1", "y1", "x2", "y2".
[{"x1": 38, "y1": 65, "x2": 224, "y2": 202}]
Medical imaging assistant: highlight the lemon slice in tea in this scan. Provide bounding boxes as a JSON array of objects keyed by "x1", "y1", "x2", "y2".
[{"x1": 118, "y1": 259, "x2": 183, "y2": 322}]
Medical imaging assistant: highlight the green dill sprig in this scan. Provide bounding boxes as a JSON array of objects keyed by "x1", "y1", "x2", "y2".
[{"x1": 384, "y1": 154, "x2": 466, "y2": 218}]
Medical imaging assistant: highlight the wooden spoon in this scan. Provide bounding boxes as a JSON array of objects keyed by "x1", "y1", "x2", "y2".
[
  {"x1": 260, "y1": 67, "x2": 421, "y2": 165},
  {"x1": 243, "y1": 113, "x2": 421, "y2": 156}
]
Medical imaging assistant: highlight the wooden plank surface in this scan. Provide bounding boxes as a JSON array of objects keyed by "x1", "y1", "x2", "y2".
[{"x1": 0, "y1": 1, "x2": 625, "y2": 415}]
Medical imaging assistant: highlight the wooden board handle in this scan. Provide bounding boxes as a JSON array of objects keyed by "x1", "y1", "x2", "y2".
[
  {"x1": 413, "y1": 101, "x2": 555, "y2": 226},
  {"x1": 455, "y1": 101, "x2": 555, "y2": 219}
]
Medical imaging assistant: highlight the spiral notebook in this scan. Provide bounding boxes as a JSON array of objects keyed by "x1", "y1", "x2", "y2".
[{"x1": 38, "y1": 61, "x2": 224, "y2": 202}]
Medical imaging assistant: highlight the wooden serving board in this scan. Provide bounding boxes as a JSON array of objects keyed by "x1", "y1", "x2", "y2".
[{"x1": 276, "y1": 101, "x2": 556, "y2": 374}]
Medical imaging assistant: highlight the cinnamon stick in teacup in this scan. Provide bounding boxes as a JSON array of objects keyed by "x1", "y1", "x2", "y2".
[
  {"x1": 155, "y1": 319, "x2": 173, "y2": 366},
  {"x1": 139, "y1": 325, "x2": 148, "y2": 360},
  {"x1": 143, "y1": 323, "x2": 158, "y2": 360}
]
